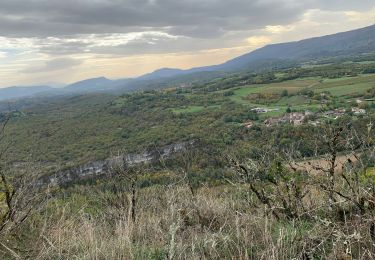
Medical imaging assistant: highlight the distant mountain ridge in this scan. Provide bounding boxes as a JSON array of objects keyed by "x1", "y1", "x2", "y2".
[
  {"x1": 137, "y1": 68, "x2": 186, "y2": 81},
  {"x1": 0, "y1": 86, "x2": 54, "y2": 101},
  {"x1": 114, "y1": 23, "x2": 375, "y2": 79},
  {"x1": 216, "y1": 23, "x2": 375, "y2": 70},
  {"x1": 1, "y1": 24, "x2": 375, "y2": 101},
  {"x1": 65, "y1": 77, "x2": 114, "y2": 91}
]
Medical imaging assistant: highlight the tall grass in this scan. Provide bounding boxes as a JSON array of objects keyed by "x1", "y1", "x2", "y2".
[{"x1": 3, "y1": 182, "x2": 371, "y2": 259}]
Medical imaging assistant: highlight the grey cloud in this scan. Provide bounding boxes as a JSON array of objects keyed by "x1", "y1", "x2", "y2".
[
  {"x1": 32, "y1": 29, "x2": 259, "y2": 56},
  {"x1": 0, "y1": 0, "x2": 313, "y2": 38},
  {"x1": 306, "y1": 0, "x2": 375, "y2": 11},
  {"x1": 21, "y1": 58, "x2": 82, "y2": 73},
  {"x1": 0, "y1": 0, "x2": 373, "y2": 39},
  {"x1": 0, "y1": 0, "x2": 373, "y2": 57}
]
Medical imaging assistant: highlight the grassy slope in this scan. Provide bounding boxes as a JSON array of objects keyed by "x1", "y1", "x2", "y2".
[
  {"x1": 231, "y1": 75, "x2": 375, "y2": 103},
  {"x1": 316, "y1": 74, "x2": 375, "y2": 95},
  {"x1": 171, "y1": 105, "x2": 220, "y2": 114},
  {"x1": 221, "y1": 74, "x2": 375, "y2": 113}
]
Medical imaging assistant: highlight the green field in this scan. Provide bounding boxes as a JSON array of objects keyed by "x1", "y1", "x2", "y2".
[
  {"x1": 275, "y1": 95, "x2": 308, "y2": 106},
  {"x1": 231, "y1": 75, "x2": 375, "y2": 100},
  {"x1": 171, "y1": 105, "x2": 206, "y2": 114},
  {"x1": 171, "y1": 105, "x2": 221, "y2": 114},
  {"x1": 227, "y1": 75, "x2": 375, "y2": 113},
  {"x1": 315, "y1": 75, "x2": 375, "y2": 96},
  {"x1": 232, "y1": 78, "x2": 319, "y2": 101},
  {"x1": 229, "y1": 78, "x2": 319, "y2": 112}
]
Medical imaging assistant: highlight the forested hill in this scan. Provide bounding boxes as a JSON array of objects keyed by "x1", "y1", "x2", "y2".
[{"x1": 215, "y1": 24, "x2": 375, "y2": 70}]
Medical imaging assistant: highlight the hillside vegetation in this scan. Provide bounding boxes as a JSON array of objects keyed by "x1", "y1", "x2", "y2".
[{"x1": 0, "y1": 42, "x2": 375, "y2": 259}]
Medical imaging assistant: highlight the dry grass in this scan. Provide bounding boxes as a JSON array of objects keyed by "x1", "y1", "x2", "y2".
[{"x1": 1, "y1": 182, "x2": 369, "y2": 260}]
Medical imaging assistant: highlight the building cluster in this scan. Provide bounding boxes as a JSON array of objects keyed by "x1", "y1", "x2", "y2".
[
  {"x1": 264, "y1": 111, "x2": 313, "y2": 127},
  {"x1": 244, "y1": 106, "x2": 367, "y2": 129},
  {"x1": 352, "y1": 107, "x2": 366, "y2": 115},
  {"x1": 321, "y1": 108, "x2": 346, "y2": 119},
  {"x1": 251, "y1": 107, "x2": 279, "y2": 113}
]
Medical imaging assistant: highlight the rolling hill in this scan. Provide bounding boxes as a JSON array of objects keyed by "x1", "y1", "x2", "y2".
[{"x1": 65, "y1": 77, "x2": 114, "y2": 92}]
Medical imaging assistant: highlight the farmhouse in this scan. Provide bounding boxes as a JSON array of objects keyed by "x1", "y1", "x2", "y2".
[
  {"x1": 352, "y1": 107, "x2": 366, "y2": 115},
  {"x1": 251, "y1": 107, "x2": 279, "y2": 114},
  {"x1": 289, "y1": 112, "x2": 306, "y2": 125},
  {"x1": 243, "y1": 121, "x2": 254, "y2": 128},
  {"x1": 323, "y1": 108, "x2": 346, "y2": 119},
  {"x1": 264, "y1": 117, "x2": 287, "y2": 127},
  {"x1": 251, "y1": 107, "x2": 268, "y2": 113}
]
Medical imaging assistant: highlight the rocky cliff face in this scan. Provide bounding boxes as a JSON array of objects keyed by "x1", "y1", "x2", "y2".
[{"x1": 39, "y1": 142, "x2": 190, "y2": 186}]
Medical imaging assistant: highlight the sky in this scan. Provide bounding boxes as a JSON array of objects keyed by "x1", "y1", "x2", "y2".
[{"x1": 0, "y1": 0, "x2": 374, "y2": 87}]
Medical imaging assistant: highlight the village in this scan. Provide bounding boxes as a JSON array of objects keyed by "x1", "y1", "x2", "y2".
[{"x1": 243, "y1": 105, "x2": 367, "y2": 129}]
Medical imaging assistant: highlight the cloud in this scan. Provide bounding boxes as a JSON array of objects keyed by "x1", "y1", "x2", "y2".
[
  {"x1": 246, "y1": 36, "x2": 272, "y2": 48},
  {"x1": 0, "y1": 51, "x2": 7, "y2": 59},
  {"x1": 0, "y1": 0, "x2": 374, "y2": 86},
  {"x1": 0, "y1": 0, "x2": 373, "y2": 57},
  {"x1": 0, "y1": 0, "x2": 308, "y2": 38},
  {"x1": 21, "y1": 57, "x2": 82, "y2": 73},
  {"x1": 0, "y1": 0, "x2": 373, "y2": 39},
  {"x1": 32, "y1": 32, "x2": 185, "y2": 55},
  {"x1": 259, "y1": 7, "x2": 375, "y2": 44}
]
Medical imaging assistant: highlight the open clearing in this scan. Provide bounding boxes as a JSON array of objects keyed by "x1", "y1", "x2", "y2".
[
  {"x1": 230, "y1": 75, "x2": 375, "y2": 109},
  {"x1": 231, "y1": 78, "x2": 319, "y2": 102},
  {"x1": 315, "y1": 75, "x2": 375, "y2": 96},
  {"x1": 171, "y1": 105, "x2": 220, "y2": 114}
]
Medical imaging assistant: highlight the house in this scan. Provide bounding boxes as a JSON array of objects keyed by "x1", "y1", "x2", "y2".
[
  {"x1": 352, "y1": 107, "x2": 366, "y2": 115},
  {"x1": 243, "y1": 121, "x2": 254, "y2": 129},
  {"x1": 264, "y1": 117, "x2": 287, "y2": 127},
  {"x1": 289, "y1": 112, "x2": 306, "y2": 125},
  {"x1": 251, "y1": 107, "x2": 279, "y2": 114},
  {"x1": 323, "y1": 108, "x2": 346, "y2": 119},
  {"x1": 251, "y1": 107, "x2": 268, "y2": 113},
  {"x1": 309, "y1": 120, "x2": 321, "y2": 126},
  {"x1": 305, "y1": 110, "x2": 314, "y2": 116},
  {"x1": 335, "y1": 108, "x2": 346, "y2": 114},
  {"x1": 264, "y1": 112, "x2": 302, "y2": 127}
]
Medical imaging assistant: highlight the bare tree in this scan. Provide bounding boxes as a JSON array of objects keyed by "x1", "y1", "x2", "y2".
[
  {"x1": 228, "y1": 144, "x2": 311, "y2": 221},
  {"x1": 174, "y1": 144, "x2": 201, "y2": 196},
  {"x1": 289, "y1": 121, "x2": 375, "y2": 217},
  {"x1": 0, "y1": 113, "x2": 47, "y2": 241},
  {"x1": 228, "y1": 119, "x2": 375, "y2": 220},
  {"x1": 106, "y1": 155, "x2": 145, "y2": 224}
]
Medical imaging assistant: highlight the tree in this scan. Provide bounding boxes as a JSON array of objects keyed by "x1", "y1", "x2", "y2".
[
  {"x1": 229, "y1": 120, "x2": 375, "y2": 220},
  {"x1": 106, "y1": 154, "x2": 145, "y2": 223},
  {"x1": 174, "y1": 142, "x2": 204, "y2": 196},
  {"x1": 228, "y1": 144, "x2": 311, "y2": 220},
  {"x1": 312, "y1": 122, "x2": 375, "y2": 216},
  {"x1": 281, "y1": 89, "x2": 289, "y2": 97},
  {"x1": 0, "y1": 114, "x2": 46, "y2": 242}
]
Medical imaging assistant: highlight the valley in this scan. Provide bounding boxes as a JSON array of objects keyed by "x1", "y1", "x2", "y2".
[{"x1": 0, "y1": 22, "x2": 375, "y2": 259}]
